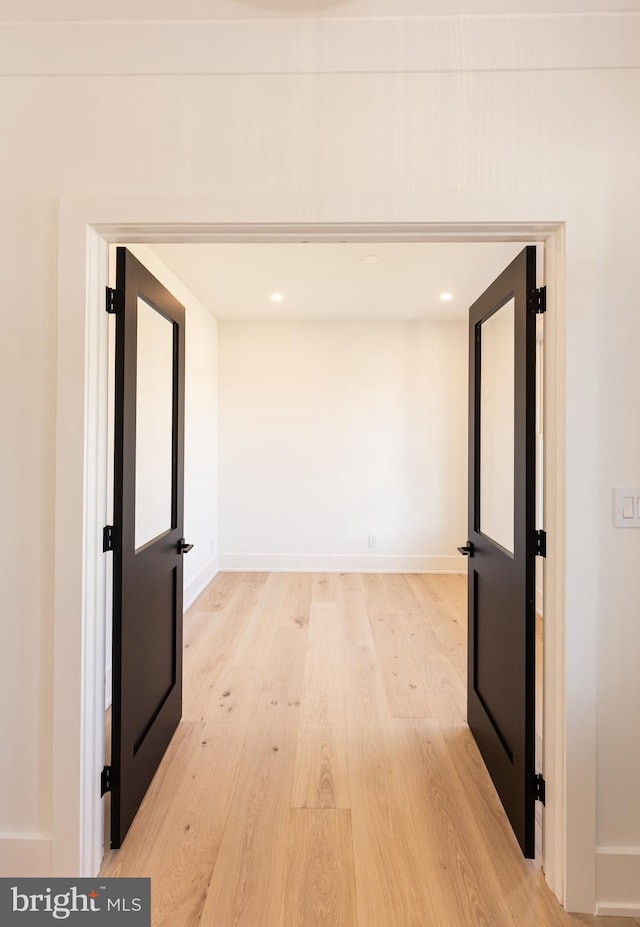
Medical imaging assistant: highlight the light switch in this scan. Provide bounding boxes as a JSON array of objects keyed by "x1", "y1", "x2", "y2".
[{"x1": 614, "y1": 488, "x2": 640, "y2": 527}]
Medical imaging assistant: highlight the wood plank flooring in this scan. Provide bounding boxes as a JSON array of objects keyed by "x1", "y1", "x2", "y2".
[{"x1": 101, "y1": 572, "x2": 638, "y2": 927}]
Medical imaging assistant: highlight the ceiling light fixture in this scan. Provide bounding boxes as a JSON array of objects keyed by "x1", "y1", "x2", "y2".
[
  {"x1": 360, "y1": 255, "x2": 380, "y2": 265},
  {"x1": 440, "y1": 292, "x2": 453, "y2": 301},
  {"x1": 270, "y1": 292, "x2": 284, "y2": 302}
]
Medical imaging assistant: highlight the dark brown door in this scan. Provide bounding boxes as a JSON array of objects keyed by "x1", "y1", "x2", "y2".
[
  {"x1": 110, "y1": 248, "x2": 188, "y2": 848},
  {"x1": 460, "y1": 246, "x2": 538, "y2": 857}
]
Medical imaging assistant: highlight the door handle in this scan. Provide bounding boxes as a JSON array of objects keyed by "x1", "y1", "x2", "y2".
[
  {"x1": 457, "y1": 542, "x2": 474, "y2": 557},
  {"x1": 178, "y1": 538, "x2": 194, "y2": 554}
]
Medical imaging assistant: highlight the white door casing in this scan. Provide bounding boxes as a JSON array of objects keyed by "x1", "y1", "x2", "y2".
[{"x1": 54, "y1": 196, "x2": 579, "y2": 907}]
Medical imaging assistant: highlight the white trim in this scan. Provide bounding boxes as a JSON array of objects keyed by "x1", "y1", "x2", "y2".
[
  {"x1": 54, "y1": 204, "x2": 570, "y2": 906},
  {"x1": 596, "y1": 847, "x2": 640, "y2": 917},
  {"x1": 2, "y1": 15, "x2": 639, "y2": 76},
  {"x1": 81, "y1": 230, "x2": 111, "y2": 881},
  {"x1": 184, "y1": 556, "x2": 220, "y2": 612},
  {"x1": 540, "y1": 225, "x2": 567, "y2": 906},
  {"x1": 0, "y1": 834, "x2": 52, "y2": 878},
  {"x1": 53, "y1": 214, "x2": 109, "y2": 879},
  {"x1": 597, "y1": 908, "x2": 640, "y2": 920},
  {"x1": 219, "y1": 554, "x2": 463, "y2": 574}
]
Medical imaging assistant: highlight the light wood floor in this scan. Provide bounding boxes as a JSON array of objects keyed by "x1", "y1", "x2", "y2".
[{"x1": 101, "y1": 572, "x2": 638, "y2": 927}]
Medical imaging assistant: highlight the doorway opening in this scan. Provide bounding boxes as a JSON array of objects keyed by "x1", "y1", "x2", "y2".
[
  {"x1": 52, "y1": 215, "x2": 566, "y2": 908},
  {"x1": 101, "y1": 237, "x2": 546, "y2": 865}
]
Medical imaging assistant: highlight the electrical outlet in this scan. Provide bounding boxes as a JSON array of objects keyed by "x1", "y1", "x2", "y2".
[{"x1": 368, "y1": 534, "x2": 377, "y2": 550}]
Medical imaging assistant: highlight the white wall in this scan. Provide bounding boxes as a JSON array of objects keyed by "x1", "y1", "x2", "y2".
[
  {"x1": 0, "y1": 8, "x2": 639, "y2": 914},
  {"x1": 218, "y1": 320, "x2": 467, "y2": 571}
]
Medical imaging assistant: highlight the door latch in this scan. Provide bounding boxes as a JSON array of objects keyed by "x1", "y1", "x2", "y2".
[
  {"x1": 178, "y1": 538, "x2": 194, "y2": 554},
  {"x1": 457, "y1": 541, "x2": 474, "y2": 557}
]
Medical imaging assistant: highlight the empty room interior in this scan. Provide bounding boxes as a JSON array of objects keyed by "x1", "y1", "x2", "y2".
[{"x1": 96, "y1": 238, "x2": 593, "y2": 926}]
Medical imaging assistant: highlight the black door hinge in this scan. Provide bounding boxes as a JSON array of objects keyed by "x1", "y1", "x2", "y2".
[
  {"x1": 105, "y1": 286, "x2": 124, "y2": 315},
  {"x1": 528, "y1": 286, "x2": 547, "y2": 315},
  {"x1": 535, "y1": 529, "x2": 547, "y2": 558},
  {"x1": 533, "y1": 773, "x2": 546, "y2": 805},
  {"x1": 103, "y1": 525, "x2": 118, "y2": 552},
  {"x1": 101, "y1": 765, "x2": 113, "y2": 797}
]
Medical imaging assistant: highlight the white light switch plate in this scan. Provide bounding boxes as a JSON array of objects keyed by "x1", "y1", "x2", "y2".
[{"x1": 613, "y1": 488, "x2": 640, "y2": 527}]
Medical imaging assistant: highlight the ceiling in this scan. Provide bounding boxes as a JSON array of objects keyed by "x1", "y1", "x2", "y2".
[{"x1": 148, "y1": 241, "x2": 531, "y2": 322}]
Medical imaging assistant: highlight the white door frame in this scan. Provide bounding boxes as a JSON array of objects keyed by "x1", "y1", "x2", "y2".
[{"x1": 53, "y1": 195, "x2": 580, "y2": 907}]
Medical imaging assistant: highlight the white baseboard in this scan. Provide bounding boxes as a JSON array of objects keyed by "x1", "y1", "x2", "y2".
[
  {"x1": 596, "y1": 847, "x2": 640, "y2": 916},
  {"x1": 218, "y1": 554, "x2": 464, "y2": 574},
  {"x1": 184, "y1": 555, "x2": 220, "y2": 611},
  {"x1": 0, "y1": 834, "x2": 51, "y2": 877}
]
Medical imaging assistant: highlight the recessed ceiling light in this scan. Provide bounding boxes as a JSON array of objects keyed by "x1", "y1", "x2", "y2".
[
  {"x1": 360, "y1": 255, "x2": 380, "y2": 265},
  {"x1": 440, "y1": 292, "x2": 453, "y2": 301},
  {"x1": 270, "y1": 292, "x2": 284, "y2": 302}
]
